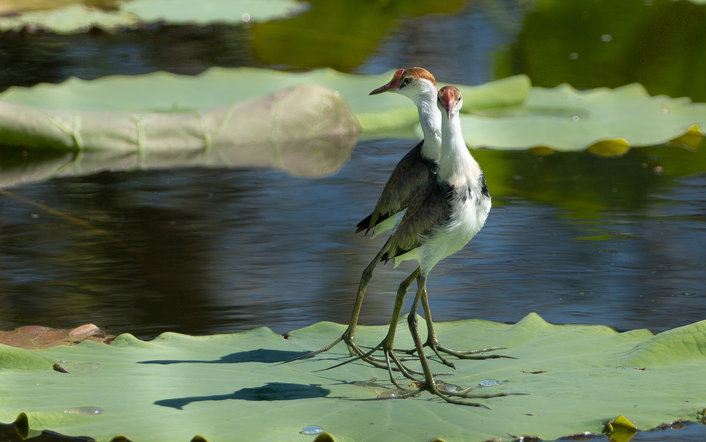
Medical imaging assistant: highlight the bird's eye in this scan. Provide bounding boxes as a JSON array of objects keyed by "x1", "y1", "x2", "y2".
[{"x1": 400, "y1": 77, "x2": 412, "y2": 88}]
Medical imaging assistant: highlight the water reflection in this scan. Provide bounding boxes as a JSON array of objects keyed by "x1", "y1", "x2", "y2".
[{"x1": 0, "y1": 139, "x2": 704, "y2": 338}]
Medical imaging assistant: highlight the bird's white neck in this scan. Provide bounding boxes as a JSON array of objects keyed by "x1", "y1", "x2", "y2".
[
  {"x1": 417, "y1": 96, "x2": 442, "y2": 161},
  {"x1": 437, "y1": 111, "x2": 481, "y2": 189}
]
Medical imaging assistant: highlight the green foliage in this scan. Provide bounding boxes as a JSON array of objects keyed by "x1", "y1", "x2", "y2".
[
  {"x1": 0, "y1": 314, "x2": 704, "y2": 440},
  {"x1": 505, "y1": 0, "x2": 706, "y2": 102},
  {"x1": 250, "y1": 0, "x2": 465, "y2": 70}
]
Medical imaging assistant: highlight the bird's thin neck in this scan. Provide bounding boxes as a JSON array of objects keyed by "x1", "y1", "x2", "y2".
[
  {"x1": 437, "y1": 111, "x2": 481, "y2": 188},
  {"x1": 416, "y1": 93, "x2": 442, "y2": 161}
]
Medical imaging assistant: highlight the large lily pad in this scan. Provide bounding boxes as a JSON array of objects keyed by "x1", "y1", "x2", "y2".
[
  {"x1": 0, "y1": 82, "x2": 360, "y2": 183},
  {"x1": 0, "y1": 0, "x2": 303, "y2": 33},
  {"x1": 461, "y1": 82, "x2": 706, "y2": 152},
  {"x1": 0, "y1": 313, "x2": 704, "y2": 440},
  {"x1": 2, "y1": 67, "x2": 705, "y2": 161},
  {"x1": 0, "y1": 68, "x2": 529, "y2": 133}
]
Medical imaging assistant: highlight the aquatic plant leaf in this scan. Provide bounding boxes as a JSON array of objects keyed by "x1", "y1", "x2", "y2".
[
  {"x1": 0, "y1": 68, "x2": 526, "y2": 187},
  {"x1": 0, "y1": 313, "x2": 705, "y2": 441},
  {"x1": 0, "y1": 68, "x2": 529, "y2": 134},
  {"x1": 0, "y1": 81, "x2": 361, "y2": 185},
  {"x1": 0, "y1": 0, "x2": 302, "y2": 33},
  {"x1": 460, "y1": 82, "x2": 706, "y2": 152},
  {"x1": 2, "y1": 66, "x2": 704, "y2": 174},
  {"x1": 606, "y1": 415, "x2": 638, "y2": 442}
]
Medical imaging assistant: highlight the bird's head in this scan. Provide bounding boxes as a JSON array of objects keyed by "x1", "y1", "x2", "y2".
[
  {"x1": 437, "y1": 85, "x2": 463, "y2": 120},
  {"x1": 369, "y1": 67, "x2": 437, "y2": 101}
]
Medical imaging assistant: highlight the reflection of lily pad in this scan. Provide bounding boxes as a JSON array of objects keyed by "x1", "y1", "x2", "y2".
[
  {"x1": 0, "y1": 313, "x2": 704, "y2": 440},
  {"x1": 0, "y1": 0, "x2": 303, "y2": 34}
]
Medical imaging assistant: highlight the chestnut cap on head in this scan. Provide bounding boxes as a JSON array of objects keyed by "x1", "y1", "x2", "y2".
[{"x1": 369, "y1": 67, "x2": 436, "y2": 95}]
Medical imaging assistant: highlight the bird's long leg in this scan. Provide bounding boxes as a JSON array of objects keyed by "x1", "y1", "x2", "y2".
[
  {"x1": 406, "y1": 276, "x2": 456, "y2": 369},
  {"x1": 342, "y1": 236, "x2": 393, "y2": 355},
  {"x1": 339, "y1": 267, "x2": 424, "y2": 381},
  {"x1": 400, "y1": 284, "x2": 512, "y2": 363},
  {"x1": 284, "y1": 237, "x2": 393, "y2": 364},
  {"x1": 308, "y1": 267, "x2": 424, "y2": 380},
  {"x1": 421, "y1": 290, "x2": 512, "y2": 360},
  {"x1": 402, "y1": 273, "x2": 517, "y2": 406}
]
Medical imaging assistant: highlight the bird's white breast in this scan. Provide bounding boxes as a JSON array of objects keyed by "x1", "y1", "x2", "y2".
[
  {"x1": 393, "y1": 182, "x2": 491, "y2": 275},
  {"x1": 424, "y1": 188, "x2": 490, "y2": 272}
]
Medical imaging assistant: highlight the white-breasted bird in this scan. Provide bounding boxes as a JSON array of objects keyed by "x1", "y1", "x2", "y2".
[
  {"x1": 291, "y1": 71, "x2": 503, "y2": 371},
  {"x1": 292, "y1": 68, "x2": 441, "y2": 365},
  {"x1": 363, "y1": 86, "x2": 502, "y2": 405}
]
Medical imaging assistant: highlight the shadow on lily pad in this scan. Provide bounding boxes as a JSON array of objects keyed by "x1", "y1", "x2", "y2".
[
  {"x1": 138, "y1": 348, "x2": 309, "y2": 365},
  {"x1": 155, "y1": 382, "x2": 331, "y2": 409}
]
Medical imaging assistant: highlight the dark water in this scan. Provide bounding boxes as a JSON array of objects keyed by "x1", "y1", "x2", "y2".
[{"x1": 1, "y1": 138, "x2": 704, "y2": 337}]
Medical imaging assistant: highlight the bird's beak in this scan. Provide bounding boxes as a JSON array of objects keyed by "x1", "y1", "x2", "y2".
[
  {"x1": 369, "y1": 80, "x2": 397, "y2": 95},
  {"x1": 445, "y1": 105, "x2": 452, "y2": 120}
]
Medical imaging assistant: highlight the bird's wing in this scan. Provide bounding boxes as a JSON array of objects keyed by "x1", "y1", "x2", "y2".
[
  {"x1": 384, "y1": 183, "x2": 452, "y2": 260},
  {"x1": 356, "y1": 140, "x2": 435, "y2": 233}
]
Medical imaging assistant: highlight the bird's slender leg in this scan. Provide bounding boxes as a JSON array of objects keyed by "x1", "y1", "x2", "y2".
[
  {"x1": 343, "y1": 236, "x2": 393, "y2": 354},
  {"x1": 407, "y1": 274, "x2": 440, "y2": 386},
  {"x1": 401, "y1": 273, "x2": 516, "y2": 406},
  {"x1": 406, "y1": 276, "x2": 456, "y2": 369},
  {"x1": 400, "y1": 284, "x2": 512, "y2": 363},
  {"x1": 285, "y1": 237, "x2": 393, "y2": 364},
  {"x1": 323, "y1": 267, "x2": 424, "y2": 379},
  {"x1": 363, "y1": 267, "x2": 423, "y2": 381}
]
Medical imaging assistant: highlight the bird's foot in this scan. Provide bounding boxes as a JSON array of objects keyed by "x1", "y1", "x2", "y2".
[
  {"x1": 402, "y1": 340, "x2": 513, "y2": 367},
  {"x1": 427, "y1": 380, "x2": 523, "y2": 407},
  {"x1": 281, "y1": 327, "x2": 422, "y2": 373},
  {"x1": 281, "y1": 328, "x2": 370, "y2": 364},
  {"x1": 318, "y1": 338, "x2": 426, "y2": 383},
  {"x1": 379, "y1": 379, "x2": 523, "y2": 407}
]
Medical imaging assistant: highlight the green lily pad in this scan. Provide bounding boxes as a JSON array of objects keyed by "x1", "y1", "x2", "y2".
[
  {"x1": 0, "y1": 68, "x2": 525, "y2": 187},
  {"x1": 0, "y1": 0, "x2": 303, "y2": 33},
  {"x1": 2, "y1": 67, "x2": 705, "y2": 183},
  {"x1": 459, "y1": 82, "x2": 706, "y2": 151},
  {"x1": 0, "y1": 313, "x2": 704, "y2": 440},
  {"x1": 0, "y1": 82, "x2": 361, "y2": 181}
]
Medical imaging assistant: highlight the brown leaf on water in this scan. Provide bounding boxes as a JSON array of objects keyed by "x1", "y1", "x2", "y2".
[{"x1": 0, "y1": 323, "x2": 115, "y2": 349}]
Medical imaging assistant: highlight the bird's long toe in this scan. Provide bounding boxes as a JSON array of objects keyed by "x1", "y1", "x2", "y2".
[{"x1": 433, "y1": 343, "x2": 514, "y2": 360}]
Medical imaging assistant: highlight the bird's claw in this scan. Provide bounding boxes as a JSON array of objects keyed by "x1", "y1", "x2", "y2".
[
  {"x1": 377, "y1": 379, "x2": 523, "y2": 407},
  {"x1": 402, "y1": 342, "x2": 514, "y2": 365}
]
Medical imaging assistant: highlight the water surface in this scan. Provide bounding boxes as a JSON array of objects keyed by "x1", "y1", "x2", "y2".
[{"x1": 1, "y1": 139, "x2": 703, "y2": 337}]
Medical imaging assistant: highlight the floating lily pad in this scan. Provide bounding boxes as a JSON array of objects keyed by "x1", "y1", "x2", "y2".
[
  {"x1": 1, "y1": 68, "x2": 705, "y2": 188},
  {"x1": 0, "y1": 313, "x2": 704, "y2": 440},
  {"x1": 459, "y1": 82, "x2": 706, "y2": 152},
  {"x1": 0, "y1": 82, "x2": 361, "y2": 182}
]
